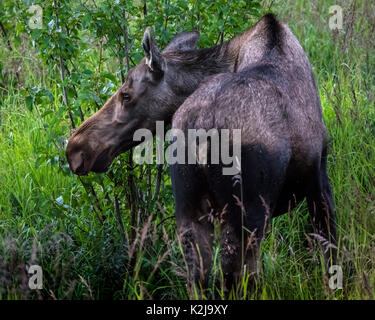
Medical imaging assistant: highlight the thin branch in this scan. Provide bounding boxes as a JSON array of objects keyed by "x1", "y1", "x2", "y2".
[
  {"x1": 122, "y1": 10, "x2": 130, "y2": 71},
  {"x1": 114, "y1": 192, "x2": 126, "y2": 242},
  {"x1": 53, "y1": 0, "x2": 76, "y2": 129},
  {"x1": 78, "y1": 177, "x2": 105, "y2": 225},
  {"x1": 152, "y1": 164, "x2": 163, "y2": 201}
]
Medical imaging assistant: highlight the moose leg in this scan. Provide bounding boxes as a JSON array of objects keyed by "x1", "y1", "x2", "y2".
[
  {"x1": 177, "y1": 215, "x2": 214, "y2": 291},
  {"x1": 171, "y1": 164, "x2": 214, "y2": 292},
  {"x1": 219, "y1": 213, "x2": 243, "y2": 292},
  {"x1": 306, "y1": 166, "x2": 337, "y2": 267},
  {"x1": 210, "y1": 173, "x2": 268, "y2": 294},
  {"x1": 219, "y1": 199, "x2": 268, "y2": 295},
  {"x1": 211, "y1": 148, "x2": 282, "y2": 296}
]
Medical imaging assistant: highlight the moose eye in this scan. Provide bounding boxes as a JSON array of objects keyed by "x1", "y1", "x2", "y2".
[{"x1": 122, "y1": 93, "x2": 131, "y2": 103}]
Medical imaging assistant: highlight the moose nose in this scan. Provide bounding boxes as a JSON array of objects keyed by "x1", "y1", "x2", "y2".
[
  {"x1": 66, "y1": 137, "x2": 93, "y2": 176},
  {"x1": 68, "y1": 150, "x2": 86, "y2": 175}
]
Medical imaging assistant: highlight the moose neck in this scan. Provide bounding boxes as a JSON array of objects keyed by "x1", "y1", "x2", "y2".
[
  {"x1": 162, "y1": 14, "x2": 285, "y2": 121},
  {"x1": 164, "y1": 42, "x2": 235, "y2": 96},
  {"x1": 162, "y1": 42, "x2": 237, "y2": 121}
]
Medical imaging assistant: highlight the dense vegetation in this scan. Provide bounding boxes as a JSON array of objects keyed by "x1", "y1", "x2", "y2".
[{"x1": 0, "y1": 0, "x2": 374, "y2": 299}]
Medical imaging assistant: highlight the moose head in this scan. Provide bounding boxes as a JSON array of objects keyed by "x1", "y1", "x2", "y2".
[{"x1": 66, "y1": 28, "x2": 204, "y2": 175}]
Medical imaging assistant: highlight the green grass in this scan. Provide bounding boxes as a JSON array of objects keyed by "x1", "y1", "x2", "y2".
[{"x1": 1, "y1": 0, "x2": 375, "y2": 299}]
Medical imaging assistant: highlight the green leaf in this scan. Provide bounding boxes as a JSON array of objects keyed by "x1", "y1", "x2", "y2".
[
  {"x1": 82, "y1": 69, "x2": 94, "y2": 78},
  {"x1": 40, "y1": 89, "x2": 54, "y2": 102},
  {"x1": 25, "y1": 96, "x2": 34, "y2": 111}
]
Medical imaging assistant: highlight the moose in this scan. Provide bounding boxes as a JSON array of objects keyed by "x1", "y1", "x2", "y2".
[{"x1": 66, "y1": 14, "x2": 337, "y2": 294}]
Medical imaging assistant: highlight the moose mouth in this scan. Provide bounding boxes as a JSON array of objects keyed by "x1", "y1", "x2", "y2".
[
  {"x1": 78, "y1": 140, "x2": 141, "y2": 176},
  {"x1": 89, "y1": 149, "x2": 113, "y2": 174}
]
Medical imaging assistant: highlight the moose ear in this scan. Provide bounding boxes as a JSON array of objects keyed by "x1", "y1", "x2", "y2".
[
  {"x1": 142, "y1": 27, "x2": 164, "y2": 74},
  {"x1": 163, "y1": 31, "x2": 200, "y2": 52}
]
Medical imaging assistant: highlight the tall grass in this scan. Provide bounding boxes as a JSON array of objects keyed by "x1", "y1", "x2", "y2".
[{"x1": 1, "y1": 0, "x2": 374, "y2": 299}]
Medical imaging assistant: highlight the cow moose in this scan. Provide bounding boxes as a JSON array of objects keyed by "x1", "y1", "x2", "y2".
[{"x1": 66, "y1": 14, "x2": 337, "y2": 295}]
